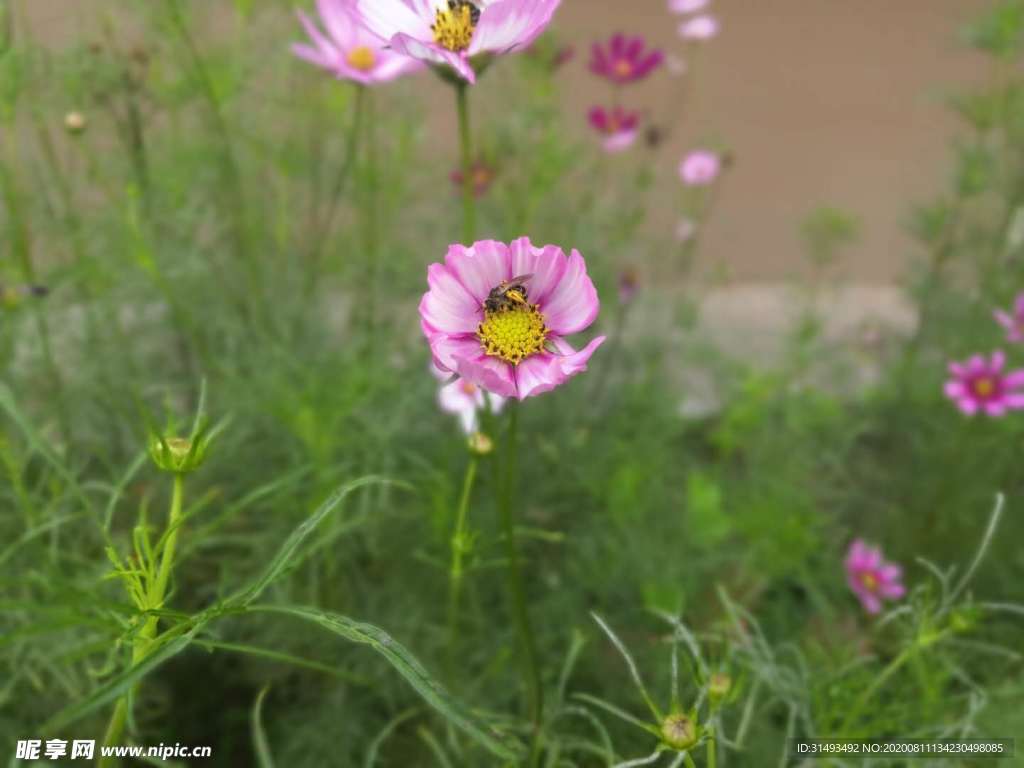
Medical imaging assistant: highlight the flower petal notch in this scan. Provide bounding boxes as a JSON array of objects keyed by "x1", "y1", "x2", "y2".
[
  {"x1": 354, "y1": 0, "x2": 562, "y2": 84},
  {"x1": 421, "y1": 237, "x2": 605, "y2": 400}
]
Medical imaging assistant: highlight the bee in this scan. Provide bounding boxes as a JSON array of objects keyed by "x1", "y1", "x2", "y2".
[
  {"x1": 448, "y1": 0, "x2": 481, "y2": 26},
  {"x1": 484, "y1": 274, "x2": 533, "y2": 313}
]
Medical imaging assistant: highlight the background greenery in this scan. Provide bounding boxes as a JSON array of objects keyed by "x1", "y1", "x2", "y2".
[{"x1": 1, "y1": 1, "x2": 1022, "y2": 765}]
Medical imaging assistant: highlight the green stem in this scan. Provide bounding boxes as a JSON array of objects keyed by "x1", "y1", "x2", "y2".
[
  {"x1": 707, "y1": 728, "x2": 717, "y2": 768},
  {"x1": 498, "y1": 406, "x2": 543, "y2": 728},
  {"x1": 363, "y1": 88, "x2": 380, "y2": 349},
  {"x1": 446, "y1": 456, "x2": 478, "y2": 674},
  {"x1": 455, "y1": 81, "x2": 476, "y2": 244},
  {"x1": 305, "y1": 85, "x2": 365, "y2": 299},
  {"x1": 98, "y1": 474, "x2": 185, "y2": 766},
  {"x1": 839, "y1": 645, "x2": 915, "y2": 735}
]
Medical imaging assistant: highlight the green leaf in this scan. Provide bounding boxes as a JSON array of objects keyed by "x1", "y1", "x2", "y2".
[
  {"x1": 251, "y1": 686, "x2": 276, "y2": 768},
  {"x1": 248, "y1": 604, "x2": 524, "y2": 761},
  {"x1": 41, "y1": 621, "x2": 206, "y2": 732},
  {"x1": 230, "y1": 475, "x2": 401, "y2": 607}
]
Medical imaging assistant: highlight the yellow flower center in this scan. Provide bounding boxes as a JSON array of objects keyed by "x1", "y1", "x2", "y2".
[
  {"x1": 477, "y1": 304, "x2": 549, "y2": 366},
  {"x1": 460, "y1": 380, "x2": 477, "y2": 395},
  {"x1": 614, "y1": 59, "x2": 633, "y2": 78},
  {"x1": 973, "y1": 377, "x2": 995, "y2": 397},
  {"x1": 432, "y1": 2, "x2": 476, "y2": 53},
  {"x1": 346, "y1": 46, "x2": 376, "y2": 72},
  {"x1": 860, "y1": 572, "x2": 878, "y2": 592}
]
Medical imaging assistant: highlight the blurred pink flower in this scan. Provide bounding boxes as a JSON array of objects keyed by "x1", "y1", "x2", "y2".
[
  {"x1": 589, "y1": 33, "x2": 664, "y2": 85},
  {"x1": 675, "y1": 218, "x2": 697, "y2": 242},
  {"x1": 679, "y1": 14, "x2": 719, "y2": 41},
  {"x1": 450, "y1": 159, "x2": 498, "y2": 197},
  {"x1": 994, "y1": 294, "x2": 1024, "y2": 343},
  {"x1": 945, "y1": 351, "x2": 1024, "y2": 417},
  {"x1": 845, "y1": 539, "x2": 905, "y2": 615},
  {"x1": 679, "y1": 149, "x2": 721, "y2": 185},
  {"x1": 668, "y1": 0, "x2": 709, "y2": 13},
  {"x1": 588, "y1": 105, "x2": 641, "y2": 153},
  {"x1": 292, "y1": 0, "x2": 423, "y2": 84},
  {"x1": 439, "y1": 377, "x2": 505, "y2": 434},
  {"x1": 618, "y1": 269, "x2": 639, "y2": 305},
  {"x1": 420, "y1": 237, "x2": 605, "y2": 400},
  {"x1": 354, "y1": 0, "x2": 561, "y2": 84}
]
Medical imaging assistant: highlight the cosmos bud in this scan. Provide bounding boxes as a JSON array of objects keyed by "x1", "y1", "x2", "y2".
[
  {"x1": 64, "y1": 111, "x2": 87, "y2": 135},
  {"x1": 708, "y1": 673, "x2": 732, "y2": 706},
  {"x1": 467, "y1": 431, "x2": 493, "y2": 456},
  {"x1": 148, "y1": 430, "x2": 215, "y2": 475},
  {"x1": 660, "y1": 712, "x2": 699, "y2": 751}
]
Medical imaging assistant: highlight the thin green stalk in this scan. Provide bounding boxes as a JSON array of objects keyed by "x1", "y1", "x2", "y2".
[
  {"x1": 99, "y1": 474, "x2": 186, "y2": 765},
  {"x1": 363, "y1": 88, "x2": 380, "y2": 348},
  {"x1": 446, "y1": 456, "x2": 478, "y2": 672},
  {"x1": 706, "y1": 729, "x2": 717, "y2": 768},
  {"x1": 455, "y1": 81, "x2": 476, "y2": 243},
  {"x1": 305, "y1": 85, "x2": 365, "y2": 298},
  {"x1": 498, "y1": 406, "x2": 543, "y2": 728},
  {"x1": 838, "y1": 645, "x2": 915, "y2": 735}
]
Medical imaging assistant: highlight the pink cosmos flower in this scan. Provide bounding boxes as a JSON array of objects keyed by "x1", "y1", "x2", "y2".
[
  {"x1": 439, "y1": 376, "x2": 506, "y2": 433},
  {"x1": 845, "y1": 539, "x2": 905, "y2": 614},
  {"x1": 679, "y1": 149, "x2": 721, "y2": 186},
  {"x1": 588, "y1": 106, "x2": 641, "y2": 153},
  {"x1": 353, "y1": 0, "x2": 561, "y2": 85},
  {"x1": 668, "y1": 0, "x2": 709, "y2": 13},
  {"x1": 292, "y1": 0, "x2": 423, "y2": 85},
  {"x1": 420, "y1": 237, "x2": 606, "y2": 400},
  {"x1": 945, "y1": 351, "x2": 1024, "y2": 417},
  {"x1": 679, "y1": 14, "x2": 719, "y2": 41},
  {"x1": 589, "y1": 33, "x2": 664, "y2": 85},
  {"x1": 994, "y1": 293, "x2": 1024, "y2": 343}
]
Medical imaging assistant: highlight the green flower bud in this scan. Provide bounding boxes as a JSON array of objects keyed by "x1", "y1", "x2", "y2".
[
  {"x1": 64, "y1": 110, "x2": 87, "y2": 135},
  {"x1": 467, "y1": 431, "x2": 493, "y2": 456},
  {"x1": 149, "y1": 434, "x2": 209, "y2": 475},
  {"x1": 708, "y1": 673, "x2": 732, "y2": 706},
  {"x1": 660, "y1": 712, "x2": 699, "y2": 751}
]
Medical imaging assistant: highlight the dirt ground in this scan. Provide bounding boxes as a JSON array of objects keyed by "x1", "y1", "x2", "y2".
[{"x1": 18, "y1": 0, "x2": 991, "y2": 281}]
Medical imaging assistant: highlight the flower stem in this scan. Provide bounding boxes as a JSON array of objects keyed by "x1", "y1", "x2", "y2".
[
  {"x1": 706, "y1": 729, "x2": 717, "y2": 768},
  {"x1": 838, "y1": 645, "x2": 915, "y2": 735},
  {"x1": 498, "y1": 406, "x2": 543, "y2": 727},
  {"x1": 99, "y1": 473, "x2": 186, "y2": 764},
  {"x1": 446, "y1": 456, "x2": 478, "y2": 674},
  {"x1": 455, "y1": 81, "x2": 476, "y2": 244},
  {"x1": 363, "y1": 88, "x2": 381, "y2": 350}
]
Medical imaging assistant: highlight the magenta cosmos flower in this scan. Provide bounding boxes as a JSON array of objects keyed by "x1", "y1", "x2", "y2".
[
  {"x1": 588, "y1": 106, "x2": 641, "y2": 153},
  {"x1": 945, "y1": 351, "x2": 1024, "y2": 417},
  {"x1": 679, "y1": 149, "x2": 721, "y2": 185},
  {"x1": 421, "y1": 238, "x2": 606, "y2": 400},
  {"x1": 353, "y1": 0, "x2": 561, "y2": 84},
  {"x1": 679, "y1": 14, "x2": 719, "y2": 41},
  {"x1": 994, "y1": 293, "x2": 1024, "y2": 343},
  {"x1": 439, "y1": 376, "x2": 506, "y2": 433},
  {"x1": 450, "y1": 159, "x2": 497, "y2": 197},
  {"x1": 845, "y1": 539, "x2": 905, "y2": 615},
  {"x1": 293, "y1": 0, "x2": 423, "y2": 84},
  {"x1": 589, "y1": 33, "x2": 663, "y2": 85}
]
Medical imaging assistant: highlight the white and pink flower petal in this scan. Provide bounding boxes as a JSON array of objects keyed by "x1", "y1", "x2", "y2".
[
  {"x1": 541, "y1": 249, "x2": 600, "y2": 335},
  {"x1": 445, "y1": 240, "x2": 512, "y2": 304}
]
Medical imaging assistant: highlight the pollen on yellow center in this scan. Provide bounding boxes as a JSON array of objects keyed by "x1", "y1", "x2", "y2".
[
  {"x1": 477, "y1": 304, "x2": 549, "y2": 366},
  {"x1": 346, "y1": 46, "x2": 376, "y2": 72},
  {"x1": 860, "y1": 572, "x2": 878, "y2": 592},
  {"x1": 973, "y1": 377, "x2": 995, "y2": 397},
  {"x1": 432, "y1": 3, "x2": 476, "y2": 53}
]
